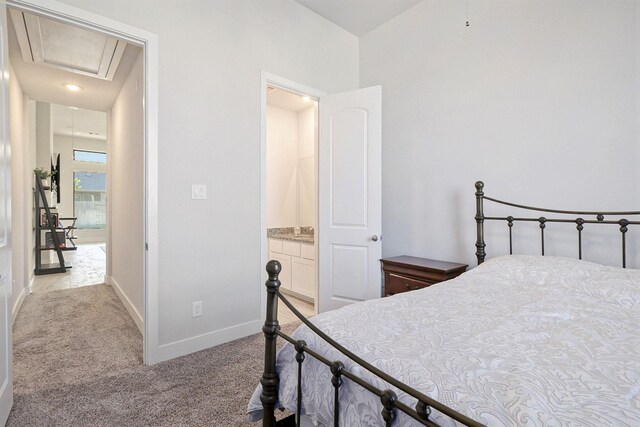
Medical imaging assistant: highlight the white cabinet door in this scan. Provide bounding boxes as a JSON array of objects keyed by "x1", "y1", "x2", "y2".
[
  {"x1": 318, "y1": 86, "x2": 382, "y2": 313},
  {"x1": 269, "y1": 251, "x2": 291, "y2": 291},
  {"x1": 268, "y1": 239, "x2": 283, "y2": 253},
  {"x1": 291, "y1": 257, "x2": 315, "y2": 300},
  {"x1": 282, "y1": 241, "x2": 300, "y2": 257},
  {"x1": 300, "y1": 243, "x2": 314, "y2": 260}
]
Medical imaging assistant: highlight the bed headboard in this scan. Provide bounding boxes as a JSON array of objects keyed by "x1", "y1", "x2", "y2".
[{"x1": 475, "y1": 181, "x2": 640, "y2": 268}]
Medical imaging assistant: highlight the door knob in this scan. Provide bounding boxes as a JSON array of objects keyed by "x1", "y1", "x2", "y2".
[{"x1": 371, "y1": 235, "x2": 379, "y2": 242}]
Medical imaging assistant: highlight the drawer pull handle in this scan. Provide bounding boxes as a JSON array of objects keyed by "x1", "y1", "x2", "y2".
[{"x1": 405, "y1": 283, "x2": 410, "y2": 289}]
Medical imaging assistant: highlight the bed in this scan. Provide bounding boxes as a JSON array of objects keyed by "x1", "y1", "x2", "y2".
[{"x1": 248, "y1": 181, "x2": 640, "y2": 426}]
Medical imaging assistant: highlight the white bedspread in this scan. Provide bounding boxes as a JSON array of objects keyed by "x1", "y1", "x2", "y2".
[{"x1": 247, "y1": 256, "x2": 640, "y2": 426}]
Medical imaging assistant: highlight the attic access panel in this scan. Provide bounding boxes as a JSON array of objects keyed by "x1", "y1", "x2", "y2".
[{"x1": 10, "y1": 9, "x2": 127, "y2": 81}]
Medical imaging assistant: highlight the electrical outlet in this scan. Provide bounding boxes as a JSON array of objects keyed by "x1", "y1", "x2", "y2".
[{"x1": 192, "y1": 301, "x2": 203, "y2": 318}]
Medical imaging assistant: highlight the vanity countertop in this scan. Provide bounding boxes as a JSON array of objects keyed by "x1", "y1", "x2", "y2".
[{"x1": 268, "y1": 227, "x2": 314, "y2": 245}]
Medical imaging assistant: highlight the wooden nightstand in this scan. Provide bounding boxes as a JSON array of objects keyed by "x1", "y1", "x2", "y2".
[{"x1": 380, "y1": 256, "x2": 468, "y2": 297}]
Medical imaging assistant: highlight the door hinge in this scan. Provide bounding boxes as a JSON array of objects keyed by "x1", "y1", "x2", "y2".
[{"x1": 145, "y1": 242, "x2": 149, "y2": 250}]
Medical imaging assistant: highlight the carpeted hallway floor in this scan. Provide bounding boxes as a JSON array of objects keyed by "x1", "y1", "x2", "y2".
[{"x1": 9, "y1": 284, "x2": 296, "y2": 426}]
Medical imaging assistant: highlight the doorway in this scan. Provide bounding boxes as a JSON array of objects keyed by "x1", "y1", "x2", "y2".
[
  {"x1": 3, "y1": 0, "x2": 159, "y2": 365},
  {"x1": 260, "y1": 72, "x2": 383, "y2": 322},
  {"x1": 265, "y1": 84, "x2": 318, "y2": 322},
  {"x1": 0, "y1": 1, "x2": 158, "y2": 420},
  {"x1": 7, "y1": 2, "x2": 144, "y2": 306}
]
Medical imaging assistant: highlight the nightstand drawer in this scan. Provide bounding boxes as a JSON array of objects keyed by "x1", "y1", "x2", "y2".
[
  {"x1": 385, "y1": 274, "x2": 433, "y2": 296},
  {"x1": 381, "y1": 256, "x2": 468, "y2": 297}
]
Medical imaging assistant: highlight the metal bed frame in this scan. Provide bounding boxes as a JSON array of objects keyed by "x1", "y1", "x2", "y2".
[
  {"x1": 475, "y1": 181, "x2": 640, "y2": 267},
  {"x1": 260, "y1": 180, "x2": 640, "y2": 427}
]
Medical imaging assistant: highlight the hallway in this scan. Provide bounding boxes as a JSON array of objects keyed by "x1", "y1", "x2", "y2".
[
  {"x1": 8, "y1": 284, "x2": 295, "y2": 426},
  {"x1": 9, "y1": 284, "x2": 142, "y2": 426}
]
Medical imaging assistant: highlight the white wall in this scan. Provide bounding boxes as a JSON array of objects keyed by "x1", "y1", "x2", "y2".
[
  {"x1": 298, "y1": 105, "x2": 316, "y2": 227},
  {"x1": 9, "y1": 64, "x2": 29, "y2": 319},
  {"x1": 95, "y1": 0, "x2": 358, "y2": 358},
  {"x1": 51, "y1": 0, "x2": 359, "y2": 361},
  {"x1": 53, "y1": 134, "x2": 107, "y2": 243},
  {"x1": 360, "y1": 0, "x2": 640, "y2": 268},
  {"x1": 48, "y1": 0, "x2": 358, "y2": 359},
  {"x1": 266, "y1": 105, "x2": 298, "y2": 228},
  {"x1": 266, "y1": 103, "x2": 317, "y2": 229},
  {"x1": 34, "y1": 102, "x2": 52, "y2": 175},
  {"x1": 33, "y1": 102, "x2": 57, "y2": 265},
  {"x1": 107, "y1": 51, "x2": 144, "y2": 332},
  {"x1": 27, "y1": 100, "x2": 36, "y2": 285},
  {"x1": 637, "y1": 1, "x2": 640, "y2": 205},
  {"x1": 34, "y1": 101, "x2": 55, "y2": 265}
]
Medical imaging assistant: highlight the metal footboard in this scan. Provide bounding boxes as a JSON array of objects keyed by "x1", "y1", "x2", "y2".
[{"x1": 259, "y1": 260, "x2": 483, "y2": 427}]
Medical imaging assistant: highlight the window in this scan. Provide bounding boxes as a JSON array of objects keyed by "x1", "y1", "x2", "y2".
[
  {"x1": 73, "y1": 150, "x2": 107, "y2": 164},
  {"x1": 74, "y1": 171, "x2": 107, "y2": 229}
]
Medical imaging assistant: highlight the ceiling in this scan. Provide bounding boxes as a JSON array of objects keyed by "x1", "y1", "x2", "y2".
[
  {"x1": 267, "y1": 86, "x2": 317, "y2": 112},
  {"x1": 293, "y1": 0, "x2": 423, "y2": 36},
  {"x1": 7, "y1": 8, "x2": 142, "y2": 112},
  {"x1": 51, "y1": 104, "x2": 107, "y2": 141},
  {"x1": 7, "y1": 2, "x2": 420, "y2": 112},
  {"x1": 10, "y1": 9, "x2": 126, "y2": 81}
]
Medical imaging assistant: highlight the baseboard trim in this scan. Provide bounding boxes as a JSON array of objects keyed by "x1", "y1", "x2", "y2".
[
  {"x1": 0, "y1": 377, "x2": 12, "y2": 427},
  {"x1": 151, "y1": 319, "x2": 263, "y2": 364},
  {"x1": 11, "y1": 286, "x2": 26, "y2": 324},
  {"x1": 107, "y1": 276, "x2": 144, "y2": 334}
]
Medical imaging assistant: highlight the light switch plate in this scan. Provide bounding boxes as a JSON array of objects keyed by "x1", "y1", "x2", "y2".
[{"x1": 192, "y1": 184, "x2": 207, "y2": 200}]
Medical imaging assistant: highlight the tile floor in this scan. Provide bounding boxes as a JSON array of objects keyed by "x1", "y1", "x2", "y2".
[
  {"x1": 31, "y1": 244, "x2": 106, "y2": 294},
  {"x1": 278, "y1": 293, "x2": 315, "y2": 324}
]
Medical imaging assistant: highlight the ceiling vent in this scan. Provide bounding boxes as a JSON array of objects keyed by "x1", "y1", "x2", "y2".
[{"x1": 10, "y1": 9, "x2": 127, "y2": 81}]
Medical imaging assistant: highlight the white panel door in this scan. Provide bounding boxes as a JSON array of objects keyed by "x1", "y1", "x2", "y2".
[
  {"x1": 0, "y1": 3, "x2": 13, "y2": 423},
  {"x1": 318, "y1": 86, "x2": 382, "y2": 313}
]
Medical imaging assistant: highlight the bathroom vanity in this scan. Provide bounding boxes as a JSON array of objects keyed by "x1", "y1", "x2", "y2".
[{"x1": 267, "y1": 227, "x2": 315, "y2": 302}]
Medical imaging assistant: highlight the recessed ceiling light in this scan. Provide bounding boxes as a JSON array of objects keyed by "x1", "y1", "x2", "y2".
[
  {"x1": 63, "y1": 84, "x2": 82, "y2": 92},
  {"x1": 67, "y1": 106, "x2": 79, "y2": 110},
  {"x1": 302, "y1": 95, "x2": 311, "y2": 102}
]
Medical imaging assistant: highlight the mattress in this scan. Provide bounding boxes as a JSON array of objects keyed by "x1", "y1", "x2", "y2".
[{"x1": 248, "y1": 255, "x2": 640, "y2": 426}]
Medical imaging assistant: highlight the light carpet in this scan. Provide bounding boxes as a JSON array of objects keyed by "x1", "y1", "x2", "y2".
[{"x1": 9, "y1": 284, "x2": 296, "y2": 426}]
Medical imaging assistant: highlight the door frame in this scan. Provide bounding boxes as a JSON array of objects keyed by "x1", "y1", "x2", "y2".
[
  {"x1": 0, "y1": 3, "x2": 13, "y2": 421},
  {"x1": 7, "y1": 0, "x2": 160, "y2": 365},
  {"x1": 259, "y1": 71, "x2": 324, "y2": 319}
]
